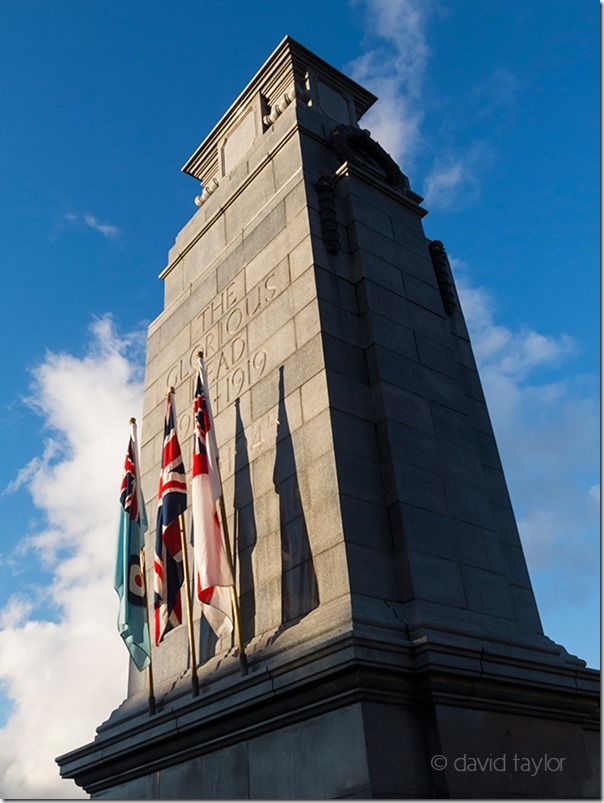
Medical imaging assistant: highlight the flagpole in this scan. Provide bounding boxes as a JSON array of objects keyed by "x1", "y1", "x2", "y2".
[
  {"x1": 197, "y1": 353, "x2": 248, "y2": 676},
  {"x1": 217, "y1": 493, "x2": 249, "y2": 676},
  {"x1": 129, "y1": 417, "x2": 156, "y2": 716},
  {"x1": 138, "y1": 545, "x2": 156, "y2": 716},
  {"x1": 165, "y1": 388, "x2": 199, "y2": 697},
  {"x1": 177, "y1": 509, "x2": 200, "y2": 697}
]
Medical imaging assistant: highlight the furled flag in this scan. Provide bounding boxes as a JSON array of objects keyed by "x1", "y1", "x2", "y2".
[
  {"x1": 191, "y1": 356, "x2": 234, "y2": 638},
  {"x1": 154, "y1": 390, "x2": 187, "y2": 645},
  {"x1": 114, "y1": 419, "x2": 151, "y2": 671}
]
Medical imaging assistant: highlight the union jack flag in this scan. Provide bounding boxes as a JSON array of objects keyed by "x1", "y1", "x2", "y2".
[
  {"x1": 154, "y1": 391, "x2": 187, "y2": 645},
  {"x1": 191, "y1": 357, "x2": 233, "y2": 638}
]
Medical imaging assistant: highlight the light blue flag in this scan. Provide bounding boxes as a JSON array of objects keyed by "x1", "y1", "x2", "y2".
[{"x1": 114, "y1": 420, "x2": 151, "y2": 671}]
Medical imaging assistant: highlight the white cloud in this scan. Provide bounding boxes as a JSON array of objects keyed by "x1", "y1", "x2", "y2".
[
  {"x1": 455, "y1": 263, "x2": 599, "y2": 601},
  {"x1": 348, "y1": 0, "x2": 430, "y2": 165},
  {"x1": 0, "y1": 316, "x2": 145, "y2": 798},
  {"x1": 422, "y1": 143, "x2": 494, "y2": 209},
  {"x1": 454, "y1": 266, "x2": 576, "y2": 379},
  {"x1": 63, "y1": 212, "x2": 120, "y2": 240},
  {"x1": 3, "y1": 441, "x2": 60, "y2": 496},
  {"x1": 82, "y1": 214, "x2": 119, "y2": 239},
  {"x1": 349, "y1": 1, "x2": 505, "y2": 209},
  {"x1": 423, "y1": 160, "x2": 465, "y2": 202},
  {"x1": 0, "y1": 595, "x2": 35, "y2": 630}
]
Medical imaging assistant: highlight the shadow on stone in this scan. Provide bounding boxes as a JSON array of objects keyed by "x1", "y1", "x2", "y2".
[
  {"x1": 197, "y1": 613, "x2": 218, "y2": 667},
  {"x1": 186, "y1": 514, "x2": 218, "y2": 667},
  {"x1": 270, "y1": 366, "x2": 319, "y2": 642},
  {"x1": 233, "y1": 397, "x2": 257, "y2": 644}
]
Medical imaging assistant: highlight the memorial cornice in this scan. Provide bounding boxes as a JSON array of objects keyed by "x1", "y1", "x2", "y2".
[
  {"x1": 334, "y1": 159, "x2": 428, "y2": 218},
  {"x1": 181, "y1": 35, "x2": 376, "y2": 185}
]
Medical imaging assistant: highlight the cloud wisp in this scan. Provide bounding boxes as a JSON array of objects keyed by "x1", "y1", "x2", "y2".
[
  {"x1": 349, "y1": 1, "x2": 517, "y2": 208},
  {"x1": 0, "y1": 316, "x2": 144, "y2": 798},
  {"x1": 422, "y1": 142, "x2": 494, "y2": 210},
  {"x1": 63, "y1": 211, "x2": 120, "y2": 240},
  {"x1": 348, "y1": 0, "x2": 431, "y2": 166}
]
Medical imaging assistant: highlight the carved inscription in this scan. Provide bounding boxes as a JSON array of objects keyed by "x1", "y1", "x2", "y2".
[
  {"x1": 165, "y1": 260, "x2": 290, "y2": 422},
  {"x1": 218, "y1": 405, "x2": 279, "y2": 479}
]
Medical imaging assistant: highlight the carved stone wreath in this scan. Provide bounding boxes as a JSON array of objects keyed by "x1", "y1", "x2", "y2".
[{"x1": 330, "y1": 125, "x2": 410, "y2": 191}]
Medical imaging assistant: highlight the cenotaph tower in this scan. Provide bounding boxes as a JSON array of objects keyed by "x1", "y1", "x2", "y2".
[{"x1": 57, "y1": 37, "x2": 599, "y2": 799}]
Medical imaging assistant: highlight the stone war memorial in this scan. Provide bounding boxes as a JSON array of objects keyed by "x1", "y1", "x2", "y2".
[{"x1": 56, "y1": 37, "x2": 599, "y2": 799}]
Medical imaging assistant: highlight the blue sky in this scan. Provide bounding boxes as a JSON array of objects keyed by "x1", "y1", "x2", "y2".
[{"x1": 0, "y1": 1, "x2": 599, "y2": 796}]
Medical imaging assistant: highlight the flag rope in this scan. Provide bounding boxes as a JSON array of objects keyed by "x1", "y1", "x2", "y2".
[
  {"x1": 138, "y1": 545, "x2": 156, "y2": 715},
  {"x1": 178, "y1": 511, "x2": 200, "y2": 697},
  {"x1": 218, "y1": 491, "x2": 248, "y2": 675}
]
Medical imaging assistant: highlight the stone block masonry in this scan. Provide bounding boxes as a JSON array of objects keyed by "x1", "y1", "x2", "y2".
[{"x1": 57, "y1": 36, "x2": 598, "y2": 800}]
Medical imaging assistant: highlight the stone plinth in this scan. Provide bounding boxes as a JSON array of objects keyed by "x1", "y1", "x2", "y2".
[{"x1": 57, "y1": 36, "x2": 599, "y2": 799}]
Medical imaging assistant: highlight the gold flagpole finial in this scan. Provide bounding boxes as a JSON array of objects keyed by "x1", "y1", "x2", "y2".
[
  {"x1": 169, "y1": 386, "x2": 176, "y2": 394},
  {"x1": 129, "y1": 417, "x2": 136, "y2": 424},
  {"x1": 197, "y1": 350, "x2": 204, "y2": 360}
]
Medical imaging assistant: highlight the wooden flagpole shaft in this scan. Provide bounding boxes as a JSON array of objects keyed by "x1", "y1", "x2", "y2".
[
  {"x1": 178, "y1": 514, "x2": 199, "y2": 697},
  {"x1": 217, "y1": 491, "x2": 248, "y2": 676},
  {"x1": 139, "y1": 548, "x2": 156, "y2": 716},
  {"x1": 146, "y1": 664, "x2": 156, "y2": 715}
]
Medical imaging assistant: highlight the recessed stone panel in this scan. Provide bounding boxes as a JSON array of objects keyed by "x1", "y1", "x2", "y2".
[
  {"x1": 221, "y1": 106, "x2": 257, "y2": 176},
  {"x1": 248, "y1": 705, "x2": 369, "y2": 799},
  {"x1": 159, "y1": 743, "x2": 249, "y2": 800}
]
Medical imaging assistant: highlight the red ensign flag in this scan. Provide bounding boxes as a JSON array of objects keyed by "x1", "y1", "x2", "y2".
[{"x1": 191, "y1": 357, "x2": 234, "y2": 638}]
